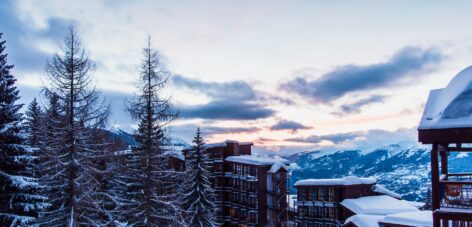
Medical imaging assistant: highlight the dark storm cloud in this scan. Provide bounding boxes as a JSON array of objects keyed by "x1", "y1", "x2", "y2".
[
  {"x1": 172, "y1": 75, "x2": 279, "y2": 120},
  {"x1": 333, "y1": 95, "x2": 387, "y2": 116},
  {"x1": 0, "y1": 0, "x2": 74, "y2": 72},
  {"x1": 281, "y1": 46, "x2": 443, "y2": 103},
  {"x1": 178, "y1": 100, "x2": 275, "y2": 120},
  {"x1": 172, "y1": 74, "x2": 257, "y2": 100},
  {"x1": 270, "y1": 119, "x2": 312, "y2": 132}
]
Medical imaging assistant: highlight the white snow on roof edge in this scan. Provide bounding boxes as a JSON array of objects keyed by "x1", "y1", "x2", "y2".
[
  {"x1": 344, "y1": 214, "x2": 384, "y2": 227},
  {"x1": 372, "y1": 184, "x2": 402, "y2": 199},
  {"x1": 225, "y1": 155, "x2": 289, "y2": 166},
  {"x1": 419, "y1": 65, "x2": 472, "y2": 129},
  {"x1": 341, "y1": 195, "x2": 419, "y2": 215},
  {"x1": 294, "y1": 176, "x2": 376, "y2": 187},
  {"x1": 380, "y1": 211, "x2": 433, "y2": 227},
  {"x1": 268, "y1": 162, "x2": 289, "y2": 173}
]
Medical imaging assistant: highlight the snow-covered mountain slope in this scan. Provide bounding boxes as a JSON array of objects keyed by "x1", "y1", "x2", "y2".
[
  {"x1": 286, "y1": 144, "x2": 472, "y2": 201},
  {"x1": 107, "y1": 129, "x2": 190, "y2": 151}
]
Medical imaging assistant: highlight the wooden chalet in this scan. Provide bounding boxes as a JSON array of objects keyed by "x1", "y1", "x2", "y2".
[{"x1": 418, "y1": 66, "x2": 472, "y2": 226}]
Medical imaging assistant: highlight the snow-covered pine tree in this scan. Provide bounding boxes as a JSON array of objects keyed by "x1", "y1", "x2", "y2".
[
  {"x1": 36, "y1": 91, "x2": 63, "y2": 215},
  {"x1": 0, "y1": 32, "x2": 45, "y2": 226},
  {"x1": 25, "y1": 98, "x2": 42, "y2": 148},
  {"x1": 117, "y1": 37, "x2": 182, "y2": 226},
  {"x1": 422, "y1": 187, "x2": 432, "y2": 211},
  {"x1": 36, "y1": 27, "x2": 112, "y2": 226},
  {"x1": 180, "y1": 127, "x2": 217, "y2": 227}
]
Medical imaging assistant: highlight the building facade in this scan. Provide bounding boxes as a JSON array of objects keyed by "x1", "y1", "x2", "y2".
[
  {"x1": 184, "y1": 140, "x2": 289, "y2": 227},
  {"x1": 294, "y1": 177, "x2": 378, "y2": 227},
  {"x1": 418, "y1": 67, "x2": 472, "y2": 226}
]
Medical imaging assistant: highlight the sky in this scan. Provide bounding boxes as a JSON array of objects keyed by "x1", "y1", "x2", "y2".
[{"x1": 2, "y1": 0, "x2": 472, "y2": 155}]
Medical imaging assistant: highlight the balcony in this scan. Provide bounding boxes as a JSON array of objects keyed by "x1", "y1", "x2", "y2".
[{"x1": 439, "y1": 173, "x2": 472, "y2": 210}]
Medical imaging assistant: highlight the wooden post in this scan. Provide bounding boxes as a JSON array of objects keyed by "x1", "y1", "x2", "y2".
[
  {"x1": 439, "y1": 144, "x2": 448, "y2": 177},
  {"x1": 431, "y1": 143, "x2": 440, "y2": 211}
]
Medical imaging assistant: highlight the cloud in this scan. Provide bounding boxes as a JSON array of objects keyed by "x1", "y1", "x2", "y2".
[
  {"x1": 281, "y1": 46, "x2": 443, "y2": 103},
  {"x1": 169, "y1": 123, "x2": 260, "y2": 142},
  {"x1": 172, "y1": 74, "x2": 257, "y2": 100},
  {"x1": 285, "y1": 128, "x2": 418, "y2": 152},
  {"x1": 178, "y1": 100, "x2": 275, "y2": 120},
  {"x1": 203, "y1": 125, "x2": 260, "y2": 134},
  {"x1": 0, "y1": 0, "x2": 74, "y2": 72},
  {"x1": 286, "y1": 132, "x2": 359, "y2": 144},
  {"x1": 333, "y1": 95, "x2": 386, "y2": 116},
  {"x1": 270, "y1": 119, "x2": 312, "y2": 132},
  {"x1": 173, "y1": 75, "x2": 278, "y2": 120}
]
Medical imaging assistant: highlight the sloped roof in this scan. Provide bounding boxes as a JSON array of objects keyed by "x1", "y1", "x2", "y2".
[
  {"x1": 379, "y1": 211, "x2": 432, "y2": 227},
  {"x1": 344, "y1": 214, "x2": 384, "y2": 227},
  {"x1": 419, "y1": 65, "x2": 472, "y2": 129},
  {"x1": 341, "y1": 195, "x2": 418, "y2": 215}
]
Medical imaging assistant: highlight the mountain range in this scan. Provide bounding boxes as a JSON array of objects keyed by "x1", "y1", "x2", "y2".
[
  {"x1": 107, "y1": 129, "x2": 472, "y2": 201},
  {"x1": 285, "y1": 144, "x2": 472, "y2": 201}
]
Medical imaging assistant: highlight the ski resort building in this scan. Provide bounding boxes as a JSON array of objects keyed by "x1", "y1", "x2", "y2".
[
  {"x1": 293, "y1": 176, "x2": 417, "y2": 227},
  {"x1": 418, "y1": 66, "x2": 472, "y2": 226},
  {"x1": 293, "y1": 176, "x2": 378, "y2": 226},
  {"x1": 183, "y1": 140, "x2": 290, "y2": 227}
]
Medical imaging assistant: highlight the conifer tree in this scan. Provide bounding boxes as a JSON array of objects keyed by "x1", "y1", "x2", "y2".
[
  {"x1": 25, "y1": 98, "x2": 43, "y2": 148},
  {"x1": 117, "y1": 37, "x2": 181, "y2": 226},
  {"x1": 36, "y1": 27, "x2": 111, "y2": 226},
  {"x1": 0, "y1": 32, "x2": 45, "y2": 226},
  {"x1": 180, "y1": 127, "x2": 217, "y2": 227},
  {"x1": 422, "y1": 187, "x2": 432, "y2": 211}
]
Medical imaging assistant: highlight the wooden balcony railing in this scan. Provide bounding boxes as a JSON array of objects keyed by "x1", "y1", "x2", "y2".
[{"x1": 439, "y1": 173, "x2": 472, "y2": 210}]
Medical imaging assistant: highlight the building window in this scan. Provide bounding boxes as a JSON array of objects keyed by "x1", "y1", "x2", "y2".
[
  {"x1": 319, "y1": 187, "x2": 326, "y2": 201},
  {"x1": 328, "y1": 188, "x2": 336, "y2": 202}
]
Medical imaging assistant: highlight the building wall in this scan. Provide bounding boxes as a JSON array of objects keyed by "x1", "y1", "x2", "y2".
[
  {"x1": 184, "y1": 141, "x2": 289, "y2": 227},
  {"x1": 295, "y1": 184, "x2": 376, "y2": 227}
]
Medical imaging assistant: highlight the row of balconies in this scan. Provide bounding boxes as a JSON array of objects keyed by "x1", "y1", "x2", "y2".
[{"x1": 224, "y1": 172, "x2": 259, "y2": 181}]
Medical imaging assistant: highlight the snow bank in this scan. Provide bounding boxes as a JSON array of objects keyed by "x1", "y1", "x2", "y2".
[
  {"x1": 344, "y1": 214, "x2": 384, "y2": 227},
  {"x1": 372, "y1": 184, "x2": 402, "y2": 199},
  {"x1": 340, "y1": 195, "x2": 419, "y2": 215},
  {"x1": 380, "y1": 210, "x2": 432, "y2": 227},
  {"x1": 225, "y1": 155, "x2": 289, "y2": 166},
  {"x1": 294, "y1": 176, "x2": 376, "y2": 187},
  {"x1": 419, "y1": 66, "x2": 472, "y2": 129}
]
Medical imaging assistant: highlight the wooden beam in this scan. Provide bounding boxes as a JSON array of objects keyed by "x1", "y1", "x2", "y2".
[
  {"x1": 440, "y1": 145, "x2": 448, "y2": 176},
  {"x1": 446, "y1": 147, "x2": 472, "y2": 152}
]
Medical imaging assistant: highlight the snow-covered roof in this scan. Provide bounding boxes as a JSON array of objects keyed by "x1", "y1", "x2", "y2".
[
  {"x1": 225, "y1": 155, "x2": 289, "y2": 166},
  {"x1": 379, "y1": 211, "x2": 432, "y2": 227},
  {"x1": 163, "y1": 148, "x2": 185, "y2": 161},
  {"x1": 407, "y1": 201, "x2": 425, "y2": 209},
  {"x1": 341, "y1": 195, "x2": 419, "y2": 215},
  {"x1": 200, "y1": 140, "x2": 253, "y2": 149},
  {"x1": 344, "y1": 214, "x2": 384, "y2": 227},
  {"x1": 419, "y1": 66, "x2": 472, "y2": 129},
  {"x1": 372, "y1": 184, "x2": 402, "y2": 199},
  {"x1": 294, "y1": 176, "x2": 376, "y2": 187},
  {"x1": 168, "y1": 152, "x2": 185, "y2": 161},
  {"x1": 268, "y1": 162, "x2": 289, "y2": 173}
]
